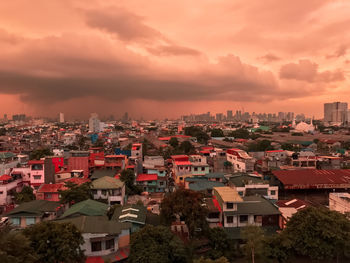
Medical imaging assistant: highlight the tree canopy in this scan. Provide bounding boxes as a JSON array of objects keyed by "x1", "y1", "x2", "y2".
[
  {"x1": 206, "y1": 227, "x2": 238, "y2": 261},
  {"x1": 13, "y1": 185, "x2": 35, "y2": 204},
  {"x1": 58, "y1": 182, "x2": 92, "y2": 205},
  {"x1": 120, "y1": 169, "x2": 142, "y2": 195},
  {"x1": 29, "y1": 148, "x2": 53, "y2": 160},
  {"x1": 184, "y1": 126, "x2": 209, "y2": 144},
  {"x1": 129, "y1": 225, "x2": 187, "y2": 263},
  {"x1": 0, "y1": 224, "x2": 37, "y2": 263},
  {"x1": 23, "y1": 221, "x2": 85, "y2": 263},
  {"x1": 169, "y1": 137, "x2": 179, "y2": 148},
  {"x1": 241, "y1": 225, "x2": 265, "y2": 263},
  {"x1": 160, "y1": 188, "x2": 208, "y2": 237},
  {"x1": 210, "y1": 129, "x2": 224, "y2": 138},
  {"x1": 284, "y1": 207, "x2": 350, "y2": 261}
]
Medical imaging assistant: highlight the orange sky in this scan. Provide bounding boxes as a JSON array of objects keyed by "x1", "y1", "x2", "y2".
[{"x1": 0, "y1": 0, "x2": 349, "y2": 120}]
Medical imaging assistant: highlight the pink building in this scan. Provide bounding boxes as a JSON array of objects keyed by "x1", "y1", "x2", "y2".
[{"x1": 28, "y1": 160, "x2": 45, "y2": 191}]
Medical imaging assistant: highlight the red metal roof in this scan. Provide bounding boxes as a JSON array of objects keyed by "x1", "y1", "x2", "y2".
[
  {"x1": 174, "y1": 161, "x2": 192, "y2": 166},
  {"x1": 0, "y1": 174, "x2": 12, "y2": 181},
  {"x1": 265, "y1": 150, "x2": 285, "y2": 153},
  {"x1": 38, "y1": 183, "x2": 64, "y2": 193},
  {"x1": 136, "y1": 174, "x2": 158, "y2": 181},
  {"x1": 272, "y1": 169, "x2": 350, "y2": 189},
  {"x1": 86, "y1": 257, "x2": 104, "y2": 263},
  {"x1": 64, "y1": 177, "x2": 90, "y2": 185},
  {"x1": 28, "y1": 160, "x2": 44, "y2": 165}
]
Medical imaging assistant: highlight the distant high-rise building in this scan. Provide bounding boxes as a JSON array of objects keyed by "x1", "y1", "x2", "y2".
[
  {"x1": 324, "y1": 102, "x2": 348, "y2": 124},
  {"x1": 227, "y1": 110, "x2": 233, "y2": 120},
  {"x1": 59, "y1": 113, "x2": 65, "y2": 123},
  {"x1": 122, "y1": 112, "x2": 129, "y2": 122},
  {"x1": 89, "y1": 113, "x2": 100, "y2": 133},
  {"x1": 216, "y1": 113, "x2": 223, "y2": 121}
]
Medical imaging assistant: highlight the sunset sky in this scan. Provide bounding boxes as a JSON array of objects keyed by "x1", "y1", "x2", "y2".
[{"x1": 0, "y1": 0, "x2": 349, "y2": 120}]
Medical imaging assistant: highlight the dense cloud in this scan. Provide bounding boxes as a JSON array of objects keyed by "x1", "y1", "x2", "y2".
[
  {"x1": 279, "y1": 60, "x2": 344, "y2": 83},
  {"x1": 0, "y1": 0, "x2": 349, "y2": 118}
]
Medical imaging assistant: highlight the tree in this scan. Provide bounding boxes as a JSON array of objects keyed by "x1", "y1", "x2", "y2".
[
  {"x1": 185, "y1": 126, "x2": 210, "y2": 144},
  {"x1": 241, "y1": 225, "x2": 265, "y2": 263},
  {"x1": 59, "y1": 182, "x2": 92, "y2": 205},
  {"x1": 160, "y1": 188, "x2": 208, "y2": 237},
  {"x1": 179, "y1": 141, "x2": 195, "y2": 154},
  {"x1": 29, "y1": 148, "x2": 53, "y2": 160},
  {"x1": 264, "y1": 233, "x2": 293, "y2": 263},
  {"x1": 284, "y1": 207, "x2": 350, "y2": 261},
  {"x1": 13, "y1": 185, "x2": 35, "y2": 204},
  {"x1": 0, "y1": 224, "x2": 37, "y2": 263},
  {"x1": 211, "y1": 129, "x2": 224, "y2": 138},
  {"x1": 206, "y1": 227, "x2": 238, "y2": 261},
  {"x1": 169, "y1": 137, "x2": 179, "y2": 148},
  {"x1": 229, "y1": 128, "x2": 250, "y2": 139},
  {"x1": 120, "y1": 169, "x2": 142, "y2": 195},
  {"x1": 23, "y1": 221, "x2": 85, "y2": 263},
  {"x1": 129, "y1": 225, "x2": 187, "y2": 263}
]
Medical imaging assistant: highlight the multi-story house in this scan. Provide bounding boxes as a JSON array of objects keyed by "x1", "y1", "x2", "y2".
[
  {"x1": 228, "y1": 174, "x2": 278, "y2": 200},
  {"x1": 104, "y1": 155, "x2": 127, "y2": 173},
  {"x1": 171, "y1": 155, "x2": 192, "y2": 185},
  {"x1": 91, "y1": 176, "x2": 125, "y2": 205},
  {"x1": 0, "y1": 173, "x2": 23, "y2": 213},
  {"x1": 36, "y1": 183, "x2": 64, "y2": 202},
  {"x1": 189, "y1": 155, "x2": 210, "y2": 176},
  {"x1": 329, "y1": 193, "x2": 350, "y2": 219},
  {"x1": 136, "y1": 174, "x2": 166, "y2": 193},
  {"x1": 226, "y1": 149, "x2": 255, "y2": 173},
  {"x1": 0, "y1": 152, "x2": 19, "y2": 175},
  {"x1": 28, "y1": 160, "x2": 45, "y2": 191},
  {"x1": 212, "y1": 186, "x2": 281, "y2": 236}
]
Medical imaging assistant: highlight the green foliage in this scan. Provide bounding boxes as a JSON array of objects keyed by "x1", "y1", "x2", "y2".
[
  {"x1": 29, "y1": 148, "x2": 53, "y2": 160},
  {"x1": 169, "y1": 137, "x2": 179, "y2": 148},
  {"x1": 129, "y1": 225, "x2": 187, "y2": 263},
  {"x1": 23, "y1": 221, "x2": 85, "y2": 263},
  {"x1": 120, "y1": 169, "x2": 142, "y2": 195},
  {"x1": 160, "y1": 188, "x2": 208, "y2": 237},
  {"x1": 291, "y1": 132, "x2": 303, "y2": 136},
  {"x1": 284, "y1": 207, "x2": 350, "y2": 261},
  {"x1": 179, "y1": 141, "x2": 195, "y2": 154},
  {"x1": 229, "y1": 128, "x2": 250, "y2": 139},
  {"x1": 194, "y1": 257, "x2": 229, "y2": 263},
  {"x1": 185, "y1": 126, "x2": 209, "y2": 144},
  {"x1": 206, "y1": 228, "x2": 238, "y2": 261},
  {"x1": 0, "y1": 128, "x2": 6, "y2": 136},
  {"x1": 210, "y1": 129, "x2": 224, "y2": 138},
  {"x1": 281, "y1": 143, "x2": 296, "y2": 151},
  {"x1": 59, "y1": 182, "x2": 92, "y2": 205},
  {"x1": 13, "y1": 185, "x2": 35, "y2": 204},
  {"x1": 248, "y1": 140, "x2": 273, "y2": 152},
  {"x1": 115, "y1": 125, "x2": 124, "y2": 131},
  {"x1": 241, "y1": 225, "x2": 265, "y2": 263},
  {"x1": 264, "y1": 233, "x2": 293, "y2": 263},
  {"x1": 0, "y1": 224, "x2": 37, "y2": 263}
]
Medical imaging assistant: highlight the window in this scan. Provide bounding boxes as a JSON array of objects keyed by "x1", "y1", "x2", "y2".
[
  {"x1": 45, "y1": 193, "x2": 52, "y2": 199},
  {"x1": 26, "y1": 217, "x2": 35, "y2": 226},
  {"x1": 226, "y1": 203, "x2": 233, "y2": 209},
  {"x1": 201, "y1": 167, "x2": 205, "y2": 171},
  {"x1": 238, "y1": 191, "x2": 243, "y2": 196},
  {"x1": 10, "y1": 217, "x2": 20, "y2": 226},
  {"x1": 33, "y1": 175, "x2": 41, "y2": 180},
  {"x1": 254, "y1": 215, "x2": 262, "y2": 223},
  {"x1": 32, "y1": 164, "x2": 43, "y2": 170},
  {"x1": 91, "y1": 241, "x2": 102, "y2": 252},
  {"x1": 227, "y1": 216, "x2": 234, "y2": 223},
  {"x1": 105, "y1": 238, "x2": 115, "y2": 250},
  {"x1": 0, "y1": 191, "x2": 3, "y2": 195},
  {"x1": 194, "y1": 167, "x2": 198, "y2": 171},
  {"x1": 101, "y1": 190, "x2": 107, "y2": 196},
  {"x1": 180, "y1": 177, "x2": 183, "y2": 181},
  {"x1": 159, "y1": 182, "x2": 164, "y2": 186},
  {"x1": 270, "y1": 190, "x2": 276, "y2": 196},
  {"x1": 240, "y1": 215, "x2": 248, "y2": 223},
  {"x1": 92, "y1": 189, "x2": 97, "y2": 195}
]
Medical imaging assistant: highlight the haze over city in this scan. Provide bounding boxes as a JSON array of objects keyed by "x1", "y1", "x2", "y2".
[{"x1": 0, "y1": 0, "x2": 349, "y2": 119}]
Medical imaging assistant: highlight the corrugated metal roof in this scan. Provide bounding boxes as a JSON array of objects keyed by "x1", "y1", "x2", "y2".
[{"x1": 272, "y1": 169, "x2": 350, "y2": 189}]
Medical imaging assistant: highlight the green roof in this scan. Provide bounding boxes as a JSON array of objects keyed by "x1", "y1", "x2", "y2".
[
  {"x1": 6, "y1": 200, "x2": 60, "y2": 217},
  {"x1": 57, "y1": 215, "x2": 131, "y2": 234},
  {"x1": 91, "y1": 169, "x2": 117, "y2": 180},
  {"x1": 228, "y1": 174, "x2": 267, "y2": 187},
  {"x1": 225, "y1": 196, "x2": 280, "y2": 216},
  {"x1": 91, "y1": 176, "x2": 124, "y2": 190},
  {"x1": 112, "y1": 204, "x2": 147, "y2": 225},
  {"x1": 205, "y1": 172, "x2": 227, "y2": 179},
  {"x1": 59, "y1": 199, "x2": 108, "y2": 219},
  {"x1": 189, "y1": 181, "x2": 224, "y2": 192},
  {"x1": 0, "y1": 152, "x2": 15, "y2": 160},
  {"x1": 286, "y1": 140, "x2": 313, "y2": 146}
]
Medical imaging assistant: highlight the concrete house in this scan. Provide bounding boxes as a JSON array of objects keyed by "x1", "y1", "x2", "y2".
[{"x1": 91, "y1": 176, "x2": 125, "y2": 205}]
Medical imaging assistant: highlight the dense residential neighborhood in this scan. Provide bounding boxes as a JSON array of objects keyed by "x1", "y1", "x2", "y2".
[{"x1": 0, "y1": 108, "x2": 349, "y2": 263}]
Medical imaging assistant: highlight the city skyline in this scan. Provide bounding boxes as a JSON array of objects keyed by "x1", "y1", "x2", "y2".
[{"x1": 0, "y1": 1, "x2": 349, "y2": 119}]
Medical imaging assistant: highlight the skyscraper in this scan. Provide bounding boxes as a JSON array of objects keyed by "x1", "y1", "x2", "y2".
[
  {"x1": 324, "y1": 102, "x2": 348, "y2": 124},
  {"x1": 59, "y1": 113, "x2": 65, "y2": 123},
  {"x1": 89, "y1": 113, "x2": 100, "y2": 133},
  {"x1": 227, "y1": 110, "x2": 233, "y2": 120}
]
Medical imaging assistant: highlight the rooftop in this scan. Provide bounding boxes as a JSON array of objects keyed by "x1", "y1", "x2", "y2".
[{"x1": 213, "y1": 186, "x2": 243, "y2": 203}]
